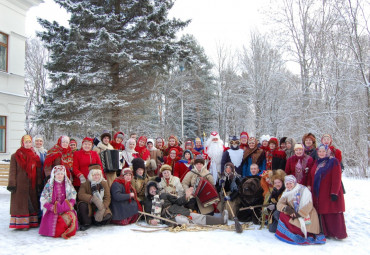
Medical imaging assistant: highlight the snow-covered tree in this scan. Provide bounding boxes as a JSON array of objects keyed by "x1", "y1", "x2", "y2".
[{"x1": 36, "y1": 0, "x2": 189, "y2": 134}]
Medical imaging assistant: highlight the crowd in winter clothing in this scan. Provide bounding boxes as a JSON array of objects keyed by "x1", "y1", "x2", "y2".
[{"x1": 6, "y1": 130, "x2": 346, "y2": 244}]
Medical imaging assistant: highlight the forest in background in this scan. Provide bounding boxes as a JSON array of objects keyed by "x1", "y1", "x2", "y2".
[{"x1": 24, "y1": 0, "x2": 369, "y2": 177}]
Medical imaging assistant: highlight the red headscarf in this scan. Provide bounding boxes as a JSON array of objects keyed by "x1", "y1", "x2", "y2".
[
  {"x1": 44, "y1": 136, "x2": 74, "y2": 171},
  {"x1": 110, "y1": 132, "x2": 125, "y2": 150},
  {"x1": 15, "y1": 135, "x2": 41, "y2": 188},
  {"x1": 135, "y1": 136, "x2": 150, "y2": 160},
  {"x1": 165, "y1": 148, "x2": 180, "y2": 170}
]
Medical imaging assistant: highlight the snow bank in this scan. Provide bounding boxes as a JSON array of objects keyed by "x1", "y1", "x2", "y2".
[{"x1": 0, "y1": 177, "x2": 369, "y2": 255}]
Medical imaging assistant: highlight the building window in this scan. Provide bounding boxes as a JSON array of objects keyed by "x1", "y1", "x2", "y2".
[
  {"x1": 0, "y1": 32, "x2": 8, "y2": 72},
  {"x1": 0, "y1": 116, "x2": 6, "y2": 153}
]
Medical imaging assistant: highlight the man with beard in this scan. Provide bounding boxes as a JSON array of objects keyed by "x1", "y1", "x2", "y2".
[
  {"x1": 221, "y1": 136, "x2": 244, "y2": 175},
  {"x1": 204, "y1": 131, "x2": 225, "y2": 185}
]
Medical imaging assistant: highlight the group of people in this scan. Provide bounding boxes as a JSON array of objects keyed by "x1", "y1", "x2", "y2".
[{"x1": 7, "y1": 130, "x2": 347, "y2": 245}]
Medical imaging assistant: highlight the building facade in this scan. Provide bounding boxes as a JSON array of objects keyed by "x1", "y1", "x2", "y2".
[{"x1": 0, "y1": 0, "x2": 43, "y2": 160}]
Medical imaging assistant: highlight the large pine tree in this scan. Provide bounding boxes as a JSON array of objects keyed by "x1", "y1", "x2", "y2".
[{"x1": 36, "y1": 0, "x2": 189, "y2": 133}]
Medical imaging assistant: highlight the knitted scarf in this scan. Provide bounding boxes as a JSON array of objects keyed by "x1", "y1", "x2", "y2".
[{"x1": 44, "y1": 136, "x2": 74, "y2": 171}]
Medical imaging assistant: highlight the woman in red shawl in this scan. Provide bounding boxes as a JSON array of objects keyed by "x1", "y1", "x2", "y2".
[
  {"x1": 44, "y1": 136, "x2": 74, "y2": 181},
  {"x1": 110, "y1": 131, "x2": 125, "y2": 150},
  {"x1": 135, "y1": 136, "x2": 151, "y2": 161},
  {"x1": 7, "y1": 135, "x2": 41, "y2": 229},
  {"x1": 110, "y1": 168, "x2": 142, "y2": 225},
  {"x1": 165, "y1": 148, "x2": 181, "y2": 175}
]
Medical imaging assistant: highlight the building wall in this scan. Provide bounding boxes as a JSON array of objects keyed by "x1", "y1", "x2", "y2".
[{"x1": 0, "y1": 0, "x2": 43, "y2": 160}]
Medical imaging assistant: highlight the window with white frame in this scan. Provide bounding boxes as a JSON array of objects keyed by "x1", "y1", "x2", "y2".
[{"x1": 0, "y1": 32, "x2": 8, "y2": 72}]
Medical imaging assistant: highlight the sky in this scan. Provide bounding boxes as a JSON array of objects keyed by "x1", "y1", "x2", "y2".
[{"x1": 25, "y1": 0, "x2": 270, "y2": 64}]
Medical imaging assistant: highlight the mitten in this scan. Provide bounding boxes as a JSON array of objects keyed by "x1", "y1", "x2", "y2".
[
  {"x1": 283, "y1": 205, "x2": 295, "y2": 215},
  {"x1": 94, "y1": 208, "x2": 106, "y2": 222},
  {"x1": 91, "y1": 196, "x2": 105, "y2": 210},
  {"x1": 6, "y1": 186, "x2": 16, "y2": 193},
  {"x1": 79, "y1": 175, "x2": 86, "y2": 184},
  {"x1": 330, "y1": 194, "x2": 338, "y2": 201},
  {"x1": 224, "y1": 196, "x2": 231, "y2": 201}
]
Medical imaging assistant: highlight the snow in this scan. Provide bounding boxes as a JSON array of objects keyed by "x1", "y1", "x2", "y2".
[{"x1": 0, "y1": 177, "x2": 370, "y2": 255}]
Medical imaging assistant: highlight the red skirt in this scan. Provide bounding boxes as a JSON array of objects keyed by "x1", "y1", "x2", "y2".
[
  {"x1": 111, "y1": 214, "x2": 139, "y2": 226},
  {"x1": 320, "y1": 213, "x2": 347, "y2": 239}
]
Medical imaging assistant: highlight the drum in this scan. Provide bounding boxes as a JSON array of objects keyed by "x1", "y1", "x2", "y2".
[
  {"x1": 101, "y1": 150, "x2": 120, "y2": 172},
  {"x1": 192, "y1": 177, "x2": 220, "y2": 207}
]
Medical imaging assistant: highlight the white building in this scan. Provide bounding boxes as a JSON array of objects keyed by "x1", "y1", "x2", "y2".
[{"x1": 0, "y1": 0, "x2": 43, "y2": 160}]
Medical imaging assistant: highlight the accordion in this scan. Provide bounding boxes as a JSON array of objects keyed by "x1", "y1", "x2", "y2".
[
  {"x1": 101, "y1": 150, "x2": 120, "y2": 172},
  {"x1": 192, "y1": 177, "x2": 220, "y2": 207}
]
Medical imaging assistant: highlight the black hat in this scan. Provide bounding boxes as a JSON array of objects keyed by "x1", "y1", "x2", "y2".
[{"x1": 132, "y1": 158, "x2": 145, "y2": 172}]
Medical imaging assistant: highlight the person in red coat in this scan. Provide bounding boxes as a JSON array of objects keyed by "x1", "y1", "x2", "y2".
[
  {"x1": 72, "y1": 137, "x2": 103, "y2": 190},
  {"x1": 135, "y1": 136, "x2": 151, "y2": 161},
  {"x1": 308, "y1": 145, "x2": 347, "y2": 239},
  {"x1": 164, "y1": 135, "x2": 183, "y2": 158},
  {"x1": 285, "y1": 143, "x2": 313, "y2": 186},
  {"x1": 110, "y1": 132, "x2": 125, "y2": 150},
  {"x1": 174, "y1": 150, "x2": 193, "y2": 181}
]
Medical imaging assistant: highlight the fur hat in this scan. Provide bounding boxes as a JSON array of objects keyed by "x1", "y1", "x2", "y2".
[
  {"x1": 132, "y1": 158, "x2": 145, "y2": 172},
  {"x1": 260, "y1": 135, "x2": 271, "y2": 143},
  {"x1": 224, "y1": 162, "x2": 235, "y2": 172},
  {"x1": 279, "y1": 137, "x2": 287, "y2": 145},
  {"x1": 100, "y1": 131, "x2": 111, "y2": 141},
  {"x1": 302, "y1": 133, "x2": 316, "y2": 147},
  {"x1": 268, "y1": 137, "x2": 279, "y2": 147},
  {"x1": 160, "y1": 164, "x2": 172, "y2": 173},
  {"x1": 193, "y1": 154, "x2": 205, "y2": 165},
  {"x1": 121, "y1": 167, "x2": 133, "y2": 176},
  {"x1": 270, "y1": 169, "x2": 286, "y2": 184},
  {"x1": 294, "y1": 143, "x2": 304, "y2": 150}
]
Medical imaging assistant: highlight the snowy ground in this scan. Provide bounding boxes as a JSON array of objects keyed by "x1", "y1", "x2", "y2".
[{"x1": 1, "y1": 176, "x2": 370, "y2": 255}]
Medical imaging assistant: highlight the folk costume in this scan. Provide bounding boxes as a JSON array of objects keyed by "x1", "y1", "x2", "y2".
[
  {"x1": 39, "y1": 165, "x2": 78, "y2": 239},
  {"x1": 8, "y1": 135, "x2": 41, "y2": 229},
  {"x1": 44, "y1": 136, "x2": 74, "y2": 180}
]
